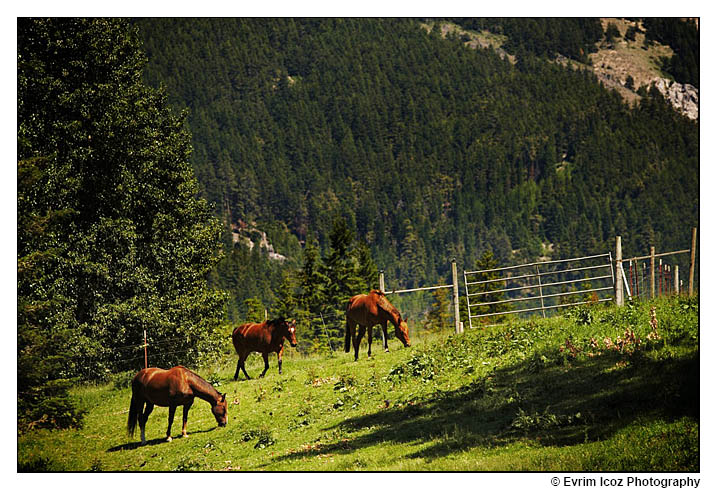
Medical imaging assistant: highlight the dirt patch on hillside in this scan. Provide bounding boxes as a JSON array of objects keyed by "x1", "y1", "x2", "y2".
[
  {"x1": 588, "y1": 18, "x2": 674, "y2": 106},
  {"x1": 420, "y1": 21, "x2": 516, "y2": 63},
  {"x1": 423, "y1": 19, "x2": 689, "y2": 111}
]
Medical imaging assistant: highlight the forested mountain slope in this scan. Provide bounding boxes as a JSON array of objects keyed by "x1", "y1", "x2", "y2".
[{"x1": 134, "y1": 18, "x2": 699, "y2": 320}]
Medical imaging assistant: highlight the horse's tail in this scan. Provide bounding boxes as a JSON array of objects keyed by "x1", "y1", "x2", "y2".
[{"x1": 127, "y1": 392, "x2": 139, "y2": 437}]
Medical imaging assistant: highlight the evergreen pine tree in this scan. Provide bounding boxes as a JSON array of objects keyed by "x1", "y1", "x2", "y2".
[
  {"x1": 468, "y1": 251, "x2": 512, "y2": 325},
  {"x1": 424, "y1": 289, "x2": 451, "y2": 333},
  {"x1": 18, "y1": 18, "x2": 227, "y2": 429},
  {"x1": 355, "y1": 240, "x2": 379, "y2": 292},
  {"x1": 321, "y1": 217, "x2": 364, "y2": 341}
]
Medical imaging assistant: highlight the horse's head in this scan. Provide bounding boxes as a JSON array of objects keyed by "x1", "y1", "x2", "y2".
[
  {"x1": 212, "y1": 393, "x2": 228, "y2": 427},
  {"x1": 395, "y1": 316, "x2": 411, "y2": 347},
  {"x1": 283, "y1": 319, "x2": 298, "y2": 348}
]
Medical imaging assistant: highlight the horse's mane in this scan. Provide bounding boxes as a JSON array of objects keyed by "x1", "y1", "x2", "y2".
[
  {"x1": 184, "y1": 367, "x2": 221, "y2": 399},
  {"x1": 374, "y1": 291, "x2": 402, "y2": 321}
]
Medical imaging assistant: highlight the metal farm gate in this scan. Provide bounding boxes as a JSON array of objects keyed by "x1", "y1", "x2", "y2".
[{"x1": 464, "y1": 253, "x2": 615, "y2": 328}]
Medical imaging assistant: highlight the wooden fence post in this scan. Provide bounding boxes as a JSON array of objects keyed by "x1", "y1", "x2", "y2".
[
  {"x1": 144, "y1": 329, "x2": 148, "y2": 369},
  {"x1": 451, "y1": 259, "x2": 462, "y2": 334},
  {"x1": 377, "y1": 270, "x2": 387, "y2": 345},
  {"x1": 689, "y1": 227, "x2": 697, "y2": 295},
  {"x1": 674, "y1": 265, "x2": 680, "y2": 295},
  {"x1": 615, "y1": 236, "x2": 624, "y2": 306},
  {"x1": 650, "y1": 246, "x2": 656, "y2": 299}
]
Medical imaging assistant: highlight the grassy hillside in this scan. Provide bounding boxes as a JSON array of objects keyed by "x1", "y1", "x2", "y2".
[{"x1": 18, "y1": 296, "x2": 698, "y2": 471}]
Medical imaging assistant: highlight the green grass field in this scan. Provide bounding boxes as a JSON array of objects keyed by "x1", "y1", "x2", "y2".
[{"x1": 18, "y1": 296, "x2": 699, "y2": 472}]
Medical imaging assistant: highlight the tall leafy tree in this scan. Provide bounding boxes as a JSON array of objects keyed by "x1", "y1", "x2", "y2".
[{"x1": 18, "y1": 18, "x2": 227, "y2": 429}]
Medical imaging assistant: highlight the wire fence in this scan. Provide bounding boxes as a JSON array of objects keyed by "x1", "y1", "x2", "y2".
[
  {"x1": 464, "y1": 253, "x2": 615, "y2": 329},
  {"x1": 44, "y1": 231, "x2": 698, "y2": 378}
]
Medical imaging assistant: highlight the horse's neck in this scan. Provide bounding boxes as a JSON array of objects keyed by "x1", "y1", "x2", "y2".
[
  {"x1": 377, "y1": 301, "x2": 400, "y2": 326},
  {"x1": 264, "y1": 321, "x2": 279, "y2": 342},
  {"x1": 187, "y1": 372, "x2": 220, "y2": 405}
]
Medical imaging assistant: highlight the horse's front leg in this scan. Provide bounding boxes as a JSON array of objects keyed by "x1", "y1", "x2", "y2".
[
  {"x1": 277, "y1": 345, "x2": 284, "y2": 375},
  {"x1": 181, "y1": 400, "x2": 193, "y2": 438},
  {"x1": 367, "y1": 325, "x2": 373, "y2": 358},
  {"x1": 260, "y1": 352, "x2": 270, "y2": 378},
  {"x1": 382, "y1": 321, "x2": 389, "y2": 352},
  {"x1": 166, "y1": 405, "x2": 177, "y2": 442}
]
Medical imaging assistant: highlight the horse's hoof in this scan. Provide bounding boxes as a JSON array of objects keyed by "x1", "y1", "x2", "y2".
[
  {"x1": 140, "y1": 440, "x2": 147, "y2": 446},
  {"x1": 385, "y1": 349, "x2": 389, "y2": 353},
  {"x1": 166, "y1": 436, "x2": 173, "y2": 442},
  {"x1": 182, "y1": 433, "x2": 188, "y2": 438}
]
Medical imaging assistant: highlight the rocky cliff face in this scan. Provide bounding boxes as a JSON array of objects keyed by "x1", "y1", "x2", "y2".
[{"x1": 651, "y1": 78, "x2": 699, "y2": 120}]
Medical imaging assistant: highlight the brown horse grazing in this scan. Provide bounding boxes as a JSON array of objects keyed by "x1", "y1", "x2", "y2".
[
  {"x1": 232, "y1": 318, "x2": 298, "y2": 380},
  {"x1": 345, "y1": 290, "x2": 411, "y2": 361},
  {"x1": 127, "y1": 366, "x2": 227, "y2": 445}
]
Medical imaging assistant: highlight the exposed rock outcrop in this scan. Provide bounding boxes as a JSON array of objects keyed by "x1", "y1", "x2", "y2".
[
  {"x1": 230, "y1": 222, "x2": 287, "y2": 262},
  {"x1": 651, "y1": 78, "x2": 699, "y2": 120}
]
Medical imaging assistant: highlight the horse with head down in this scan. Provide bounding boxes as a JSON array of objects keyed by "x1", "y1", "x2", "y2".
[
  {"x1": 127, "y1": 366, "x2": 227, "y2": 445},
  {"x1": 232, "y1": 318, "x2": 298, "y2": 380},
  {"x1": 345, "y1": 290, "x2": 411, "y2": 361}
]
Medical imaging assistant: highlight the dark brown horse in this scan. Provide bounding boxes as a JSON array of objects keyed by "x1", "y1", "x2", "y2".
[
  {"x1": 127, "y1": 366, "x2": 227, "y2": 445},
  {"x1": 345, "y1": 290, "x2": 411, "y2": 361},
  {"x1": 232, "y1": 318, "x2": 298, "y2": 380}
]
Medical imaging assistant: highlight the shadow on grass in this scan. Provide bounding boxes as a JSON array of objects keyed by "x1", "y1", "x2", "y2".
[
  {"x1": 272, "y1": 347, "x2": 698, "y2": 465},
  {"x1": 107, "y1": 426, "x2": 221, "y2": 452}
]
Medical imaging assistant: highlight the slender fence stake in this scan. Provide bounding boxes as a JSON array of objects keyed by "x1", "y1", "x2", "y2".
[
  {"x1": 689, "y1": 227, "x2": 697, "y2": 295},
  {"x1": 451, "y1": 259, "x2": 463, "y2": 333},
  {"x1": 674, "y1": 265, "x2": 680, "y2": 295},
  {"x1": 659, "y1": 259, "x2": 664, "y2": 296},
  {"x1": 650, "y1": 246, "x2": 656, "y2": 299},
  {"x1": 615, "y1": 236, "x2": 624, "y2": 306},
  {"x1": 620, "y1": 262, "x2": 632, "y2": 302},
  {"x1": 536, "y1": 264, "x2": 546, "y2": 317},
  {"x1": 319, "y1": 313, "x2": 334, "y2": 352},
  {"x1": 144, "y1": 329, "x2": 148, "y2": 369}
]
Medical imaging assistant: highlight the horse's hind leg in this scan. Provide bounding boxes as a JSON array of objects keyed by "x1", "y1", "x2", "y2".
[
  {"x1": 181, "y1": 400, "x2": 193, "y2": 438},
  {"x1": 353, "y1": 326, "x2": 366, "y2": 361},
  {"x1": 166, "y1": 405, "x2": 176, "y2": 442},
  {"x1": 234, "y1": 357, "x2": 241, "y2": 381},
  {"x1": 240, "y1": 352, "x2": 251, "y2": 380},
  {"x1": 259, "y1": 352, "x2": 270, "y2": 378},
  {"x1": 139, "y1": 402, "x2": 154, "y2": 445}
]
